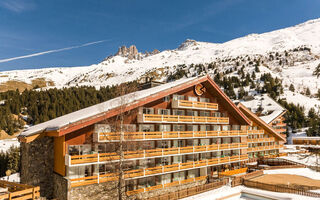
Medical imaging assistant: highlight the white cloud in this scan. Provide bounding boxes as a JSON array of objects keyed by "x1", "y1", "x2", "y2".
[
  {"x1": 0, "y1": 40, "x2": 109, "y2": 63},
  {"x1": 0, "y1": 0, "x2": 36, "y2": 13}
]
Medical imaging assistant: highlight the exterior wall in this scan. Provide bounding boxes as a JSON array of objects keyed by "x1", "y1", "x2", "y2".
[
  {"x1": 54, "y1": 135, "x2": 66, "y2": 176},
  {"x1": 70, "y1": 181, "x2": 119, "y2": 200},
  {"x1": 53, "y1": 173, "x2": 70, "y2": 200},
  {"x1": 20, "y1": 136, "x2": 54, "y2": 199}
]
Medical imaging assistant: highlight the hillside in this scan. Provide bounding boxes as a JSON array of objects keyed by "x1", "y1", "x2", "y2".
[{"x1": 1, "y1": 18, "x2": 320, "y2": 113}]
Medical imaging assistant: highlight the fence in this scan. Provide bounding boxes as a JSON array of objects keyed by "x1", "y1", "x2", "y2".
[
  {"x1": 243, "y1": 179, "x2": 320, "y2": 198},
  {"x1": 147, "y1": 178, "x2": 228, "y2": 200},
  {"x1": 0, "y1": 180, "x2": 40, "y2": 200},
  {"x1": 231, "y1": 170, "x2": 263, "y2": 187}
]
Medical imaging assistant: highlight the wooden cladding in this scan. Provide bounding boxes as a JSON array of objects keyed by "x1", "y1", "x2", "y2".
[
  {"x1": 247, "y1": 137, "x2": 275, "y2": 143},
  {"x1": 66, "y1": 143, "x2": 248, "y2": 166},
  {"x1": 98, "y1": 130, "x2": 251, "y2": 141},
  {"x1": 70, "y1": 155, "x2": 248, "y2": 187},
  {"x1": 139, "y1": 114, "x2": 229, "y2": 124}
]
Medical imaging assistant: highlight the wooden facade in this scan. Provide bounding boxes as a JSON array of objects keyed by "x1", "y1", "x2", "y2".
[{"x1": 19, "y1": 76, "x2": 285, "y2": 197}]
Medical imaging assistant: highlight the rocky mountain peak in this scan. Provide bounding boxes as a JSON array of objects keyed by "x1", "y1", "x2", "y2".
[
  {"x1": 178, "y1": 39, "x2": 198, "y2": 50},
  {"x1": 115, "y1": 45, "x2": 139, "y2": 59}
]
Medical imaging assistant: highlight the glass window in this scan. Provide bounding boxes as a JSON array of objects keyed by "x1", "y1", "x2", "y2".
[
  {"x1": 187, "y1": 125, "x2": 198, "y2": 131},
  {"x1": 172, "y1": 109, "x2": 185, "y2": 116},
  {"x1": 158, "y1": 108, "x2": 170, "y2": 115},
  {"x1": 213, "y1": 112, "x2": 221, "y2": 117},
  {"x1": 173, "y1": 125, "x2": 185, "y2": 131},
  {"x1": 163, "y1": 96, "x2": 170, "y2": 102},
  {"x1": 200, "y1": 125, "x2": 210, "y2": 131},
  {"x1": 212, "y1": 125, "x2": 221, "y2": 131},
  {"x1": 159, "y1": 125, "x2": 171, "y2": 132},
  {"x1": 186, "y1": 110, "x2": 198, "y2": 116},
  {"x1": 139, "y1": 124, "x2": 155, "y2": 132},
  {"x1": 199, "y1": 111, "x2": 210, "y2": 117},
  {"x1": 232, "y1": 125, "x2": 240, "y2": 130},
  {"x1": 188, "y1": 96, "x2": 198, "y2": 102},
  {"x1": 173, "y1": 94, "x2": 184, "y2": 100},
  {"x1": 222, "y1": 125, "x2": 230, "y2": 131},
  {"x1": 143, "y1": 107, "x2": 154, "y2": 114},
  {"x1": 199, "y1": 97, "x2": 210, "y2": 103}
]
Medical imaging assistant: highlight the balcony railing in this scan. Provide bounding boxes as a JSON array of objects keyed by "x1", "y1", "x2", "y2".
[
  {"x1": 247, "y1": 130, "x2": 264, "y2": 135},
  {"x1": 138, "y1": 114, "x2": 229, "y2": 124},
  {"x1": 218, "y1": 167, "x2": 248, "y2": 177},
  {"x1": 274, "y1": 128, "x2": 286, "y2": 133},
  {"x1": 66, "y1": 142, "x2": 248, "y2": 166},
  {"x1": 97, "y1": 130, "x2": 248, "y2": 142},
  {"x1": 172, "y1": 100, "x2": 218, "y2": 110},
  {"x1": 247, "y1": 137, "x2": 275, "y2": 143},
  {"x1": 247, "y1": 145, "x2": 282, "y2": 152},
  {"x1": 69, "y1": 155, "x2": 248, "y2": 187},
  {"x1": 126, "y1": 176, "x2": 207, "y2": 196}
]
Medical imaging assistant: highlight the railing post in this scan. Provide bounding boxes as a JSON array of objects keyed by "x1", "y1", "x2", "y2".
[
  {"x1": 97, "y1": 173, "x2": 100, "y2": 184},
  {"x1": 97, "y1": 153, "x2": 100, "y2": 163}
]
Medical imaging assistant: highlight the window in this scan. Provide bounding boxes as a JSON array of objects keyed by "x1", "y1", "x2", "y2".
[
  {"x1": 187, "y1": 125, "x2": 198, "y2": 131},
  {"x1": 159, "y1": 125, "x2": 171, "y2": 132},
  {"x1": 143, "y1": 107, "x2": 154, "y2": 114},
  {"x1": 212, "y1": 125, "x2": 221, "y2": 131},
  {"x1": 188, "y1": 96, "x2": 198, "y2": 102},
  {"x1": 139, "y1": 124, "x2": 155, "y2": 132},
  {"x1": 173, "y1": 125, "x2": 185, "y2": 131},
  {"x1": 163, "y1": 96, "x2": 170, "y2": 102},
  {"x1": 232, "y1": 125, "x2": 240, "y2": 130},
  {"x1": 172, "y1": 109, "x2": 185, "y2": 116},
  {"x1": 222, "y1": 125, "x2": 230, "y2": 131},
  {"x1": 68, "y1": 144, "x2": 92, "y2": 156},
  {"x1": 199, "y1": 111, "x2": 210, "y2": 117},
  {"x1": 200, "y1": 97, "x2": 210, "y2": 103},
  {"x1": 186, "y1": 110, "x2": 198, "y2": 116},
  {"x1": 200, "y1": 125, "x2": 210, "y2": 131},
  {"x1": 158, "y1": 108, "x2": 170, "y2": 115},
  {"x1": 173, "y1": 94, "x2": 184, "y2": 100},
  {"x1": 213, "y1": 112, "x2": 221, "y2": 117}
]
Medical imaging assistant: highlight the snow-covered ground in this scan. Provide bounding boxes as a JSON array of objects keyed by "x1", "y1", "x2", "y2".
[
  {"x1": 282, "y1": 153, "x2": 319, "y2": 166},
  {"x1": 0, "y1": 138, "x2": 19, "y2": 152},
  {"x1": 0, "y1": 173, "x2": 20, "y2": 182},
  {"x1": 182, "y1": 185, "x2": 319, "y2": 200},
  {"x1": 263, "y1": 168, "x2": 320, "y2": 180}
]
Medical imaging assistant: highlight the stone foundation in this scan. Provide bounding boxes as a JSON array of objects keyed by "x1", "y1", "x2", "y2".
[
  {"x1": 70, "y1": 181, "x2": 119, "y2": 200},
  {"x1": 53, "y1": 173, "x2": 69, "y2": 200},
  {"x1": 20, "y1": 136, "x2": 54, "y2": 199}
]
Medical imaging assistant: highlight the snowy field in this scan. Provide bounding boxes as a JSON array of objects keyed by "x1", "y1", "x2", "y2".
[{"x1": 0, "y1": 138, "x2": 19, "y2": 152}]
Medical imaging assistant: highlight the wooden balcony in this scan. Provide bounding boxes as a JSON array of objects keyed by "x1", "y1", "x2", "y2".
[
  {"x1": 247, "y1": 145, "x2": 282, "y2": 152},
  {"x1": 172, "y1": 100, "x2": 218, "y2": 110},
  {"x1": 126, "y1": 176, "x2": 207, "y2": 196},
  {"x1": 66, "y1": 143, "x2": 248, "y2": 166},
  {"x1": 138, "y1": 114, "x2": 229, "y2": 124},
  {"x1": 247, "y1": 130, "x2": 264, "y2": 135},
  {"x1": 274, "y1": 128, "x2": 286, "y2": 133},
  {"x1": 247, "y1": 137, "x2": 275, "y2": 143},
  {"x1": 69, "y1": 154, "x2": 248, "y2": 187},
  {"x1": 218, "y1": 167, "x2": 248, "y2": 177},
  {"x1": 97, "y1": 130, "x2": 248, "y2": 142}
]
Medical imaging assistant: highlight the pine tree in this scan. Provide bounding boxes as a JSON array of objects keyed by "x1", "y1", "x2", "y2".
[
  {"x1": 289, "y1": 84, "x2": 295, "y2": 92},
  {"x1": 313, "y1": 63, "x2": 320, "y2": 78}
]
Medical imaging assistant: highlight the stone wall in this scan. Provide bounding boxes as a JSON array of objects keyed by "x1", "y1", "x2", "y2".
[
  {"x1": 53, "y1": 173, "x2": 69, "y2": 200},
  {"x1": 20, "y1": 136, "x2": 54, "y2": 199},
  {"x1": 70, "y1": 181, "x2": 119, "y2": 200}
]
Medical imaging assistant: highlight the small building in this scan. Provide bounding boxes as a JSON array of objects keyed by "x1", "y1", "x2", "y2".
[
  {"x1": 292, "y1": 137, "x2": 320, "y2": 145},
  {"x1": 17, "y1": 76, "x2": 285, "y2": 200}
]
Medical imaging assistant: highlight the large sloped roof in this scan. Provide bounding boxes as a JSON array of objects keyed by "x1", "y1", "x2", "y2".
[
  {"x1": 237, "y1": 103, "x2": 286, "y2": 142},
  {"x1": 19, "y1": 75, "x2": 251, "y2": 141},
  {"x1": 240, "y1": 94, "x2": 286, "y2": 124}
]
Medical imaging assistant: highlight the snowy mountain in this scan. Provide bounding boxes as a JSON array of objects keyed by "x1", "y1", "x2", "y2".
[{"x1": 1, "y1": 18, "x2": 320, "y2": 112}]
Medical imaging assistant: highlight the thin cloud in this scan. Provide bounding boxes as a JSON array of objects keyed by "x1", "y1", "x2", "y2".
[
  {"x1": 0, "y1": 40, "x2": 109, "y2": 63},
  {"x1": 0, "y1": 0, "x2": 36, "y2": 13}
]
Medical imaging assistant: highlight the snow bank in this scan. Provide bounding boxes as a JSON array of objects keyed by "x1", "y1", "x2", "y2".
[
  {"x1": 0, "y1": 173, "x2": 20, "y2": 182},
  {"x1": 0, "y1": 138, "x2": 19, "y2": 152},
  {"x1": 264, "y1": 168, "x2": 320, "y2": 180}
]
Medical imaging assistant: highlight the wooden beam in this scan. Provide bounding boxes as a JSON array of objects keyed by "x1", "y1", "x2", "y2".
[{"x1": 18, "y1": 133, "x2": 44, "y2": 143}]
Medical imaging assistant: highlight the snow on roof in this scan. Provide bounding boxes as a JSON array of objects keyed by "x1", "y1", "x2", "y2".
[
  {"x1": 293, "y1": 137, "x2": 320, "y2": 140},
  {"x1": 240, "y1": 94, "x2": 286, "y2": 124},
  {"x1": 19, "y1": 77, "x2": 198, "y2": 137}
]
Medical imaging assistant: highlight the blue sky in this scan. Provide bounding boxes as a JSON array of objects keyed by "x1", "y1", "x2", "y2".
[{"x1": 0, "y1": 0, "x2": 320, "y2": 71}]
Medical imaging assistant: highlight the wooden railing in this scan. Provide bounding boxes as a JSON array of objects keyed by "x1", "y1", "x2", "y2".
[
  {"x1": 173, "y1": 100, "x2": 218, "y2": 110},
  {"x1": 247, "y1": 137, "x2": 275, "y2": 143},
  {"x1": 126, "y1": 176, "x2": 207, "y2": 196},
  {"x1": 247, "y1": 130, "x2": 264, "y2": 135},
  {"x1": 69, "y1": 154, "x2": 248, "y2": 187},
  {"x1": 274, "y1": 128, "x2": 286, "y2": 133},
  {"x1": 148, "y1": 178, "x2": 228, "y2": 200},
  {"x1": 66, "y1": 143, "x2": 248, "y2": 166},
  {"x1": 247, "y1": 145, "x2": 282, "y2": 152},
  {"x1": 0, "y1": 180, "x2": 40, "y2": 200},
  {"x1": 141, "y1": 114, "x2": 229, "y2": 124},
  {"x1": 218, "y1": 167, "x2": 248, "y2": 177},
  {"x1": 243, "y1": 179, "x2": 320, "y2": 198},
  {"x1": 98, "y1": 130, "x2": 248, "y2": 141}
]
